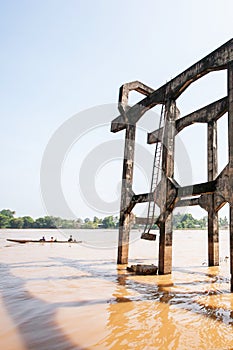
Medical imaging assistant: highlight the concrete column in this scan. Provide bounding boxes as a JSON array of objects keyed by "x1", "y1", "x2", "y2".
[
  {"x1": 207, "y1": 121, "x2": 219, "y2": 266},
  {"x1": 117, "y1": 124, "x2": 136, "y2": 264},
  {"x1": 228, "y1": 62, "x2": 233, "y2": 292},
  {"x1": 230, "y1": 205, "x2": 233, "y2": 292},
  {"x1": 158, "y1": 100, "x2": 177, "y2": 274},
  {"x1": 158, "y1": 213, "x2": 173, "y2": 274}
]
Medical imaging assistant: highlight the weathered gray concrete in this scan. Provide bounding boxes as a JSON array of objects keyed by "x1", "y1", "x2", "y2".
[
  {"x1": 111, "y1": 39, "x2": 233, "y2": 291},
  {"x1": 228, "y1": 62, "x2": 233, "y2": 292},
  {"x1": 127, "y1": 264, "x2": 158, "y2": 275},
  {"x1": 117, "y1": 81, "x2": 154, "y2": 264},
  {"x1": 148, "y1": 97, "x2": 227, "y2": 144},
  {"x1": 111, "y1": 39, "x2": 233, "y2": 133},
  {"x1": 207, "y1": 121, "x2": 219, "y2": 266},
  {"x1": 117, "y1": 124, "x2": 136, "y2": 264},
  {"x1": 157, "y1": 100, "x2": 178, "y2": 274}
]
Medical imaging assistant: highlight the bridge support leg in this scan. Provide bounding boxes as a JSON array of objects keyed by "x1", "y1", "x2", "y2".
[
  {"x1": 158, "y1": 214, "x2": 173, "y2": 274},
  {"x1": 158, "y1": 100, "x2": 178, "y2": 274},
  {"x1": 118, "y1": 213, "x2": 132, "y2": 264},
  {"x1": 228, "y1": 62, "x2": 233, "y2": 292},
  {"x1": 208, "y1": 206, "x2": 219, "y2": 266},
  {"x1": 207, "y1": 121, "x2": 219, "y2": 266},
  {"x1": 230, "y1": 206, "x2": 233, "y2": 292},
  {"x1": 117, "y1": 124, "x2": 136, "y2": 264}
]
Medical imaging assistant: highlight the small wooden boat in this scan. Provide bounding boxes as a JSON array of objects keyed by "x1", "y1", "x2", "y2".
[{"x1": 7, "y1": 239, "x2": 82, "y2": 244}]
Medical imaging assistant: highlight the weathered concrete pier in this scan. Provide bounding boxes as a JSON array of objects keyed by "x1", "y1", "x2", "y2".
[{"x1": 111, "y1": 39, "x2": 233, "y2": 291}]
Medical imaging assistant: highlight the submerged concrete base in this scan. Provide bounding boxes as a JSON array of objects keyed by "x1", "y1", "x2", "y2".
[{"x1": 127, "y1": 264, "x2": 158, "y2": 275}]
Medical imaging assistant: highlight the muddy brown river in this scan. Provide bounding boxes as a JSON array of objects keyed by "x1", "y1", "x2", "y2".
[{"x1": 0, "y1": 229, "x2": 232, "y2": 349}]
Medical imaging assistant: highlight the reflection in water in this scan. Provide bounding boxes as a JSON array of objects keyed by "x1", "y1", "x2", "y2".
[
  {"x1": 93, "y1": 265, "x2": 233, "y2": 350},
  {"x1": 98, "y1": 284, "x2": 180, "y2": 349},
  {"x1": 0, "y1": 229, "x2": 233, "y2": 349}
]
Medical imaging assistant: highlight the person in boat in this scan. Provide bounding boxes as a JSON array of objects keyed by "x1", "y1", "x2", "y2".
[
  {"x1": 39, "y1": 236, "x2": 46, "y2": 242},
  {"x1": 50, "y1": 237, "x2": 54, "y2": 242},
  {"x1": 68, "y1": 235, "x2": 73, "y2": 242}
]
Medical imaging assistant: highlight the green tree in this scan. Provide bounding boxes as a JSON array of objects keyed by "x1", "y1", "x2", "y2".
[
  {"x1": 43, "y1": 216, "x2": 57, "y2": 228},
  {"x1": 172, "y1": 212, "x2": 205, "y2": 229},
  {"x1": 113, "y1": 216, "x2": 119, "y2": 228},
  {"x1": 9, "y1": 218, "x2": 24, "y2": 229},
  {"x1": 102, "y1": 216, "x2": 115, "y2": 229},
  {"x1": 83, "y1": 220, "x2": 96, "y2": 229},
  {"x1": 172, "y1": 212, "x2": 184, "y2": 228},
  {"x1": 198, "y1": 216, "x2": 207, "y2": 229},
  {"x1": 34, "y1": 216, "x2": 59, "y2": 228},
  {"x1": 73, "y1": 218, "x2": 82, "y2": 229},
  {"x1": 53, "y1": 217, "x2": 63, "y2": 228},
  {"x1": 0, "y1": 214, "x2": 11, "y2": 228},
  {"x1": 0, "y1": 209, "x2": 15, "y2": 218},
  {"x1": 34, "y1": 217, "x2": 47, "y2": 228},
  {"x1": 219, "y1": 216, "x2": 228, "y2": 228},
  {"x1": 60, "y1": 219, "x2": 75, "y2": 229},
  {"x1": 22, "y1": 216, "x2": 34, "y2": 228},
  {"x1": 93, "y1": 216, "x2": 99, "y2": 223}
]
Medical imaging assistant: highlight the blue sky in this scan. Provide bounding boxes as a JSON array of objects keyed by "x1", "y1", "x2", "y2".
[{"x1": 0, "y1": 0, "x2": 232, "y2": 219}]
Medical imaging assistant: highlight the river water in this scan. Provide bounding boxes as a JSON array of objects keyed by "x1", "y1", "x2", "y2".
[{"x1": 0, "y1": 229, "x2": 233, "y2": 350}]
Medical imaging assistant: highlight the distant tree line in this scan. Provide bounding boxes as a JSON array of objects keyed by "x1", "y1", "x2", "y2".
[
  {"x1": 0, "y1": 209, "x2": 229, "y2": 230},
  {"x1": 173, "y1": 213, "x2": 228, "y2": 229},
  {"x1": 0, "y1": 209, "x2": 119, "y2": 229},
  {"x1": 172, "y1": 213, "x2": 207, "y2": 229},
  {"x1": 133, "y1": 213, "x2": 228, "y2": 230}
]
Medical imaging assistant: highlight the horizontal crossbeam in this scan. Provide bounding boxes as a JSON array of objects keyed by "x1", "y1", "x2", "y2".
[
  {"x1": 111, "y1": 39, "x2": 233, "y2": 133},
  {"x1": 148, "y1": 97, "x2": 227, "y2": 144}
]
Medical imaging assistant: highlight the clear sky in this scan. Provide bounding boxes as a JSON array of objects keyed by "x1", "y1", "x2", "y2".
[{"x1": 0, "y1": 0, "x2": 232, "y2": 219}]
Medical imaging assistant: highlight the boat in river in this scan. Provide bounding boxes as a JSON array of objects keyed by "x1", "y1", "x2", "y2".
[{"x1": 7, "y1": 238, "x2": 82, "y2": 244}]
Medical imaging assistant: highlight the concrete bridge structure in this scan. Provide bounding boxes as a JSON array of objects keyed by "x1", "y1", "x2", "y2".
[{"x1": 111, "y1": 39, "x2": 233, "y2": 291}]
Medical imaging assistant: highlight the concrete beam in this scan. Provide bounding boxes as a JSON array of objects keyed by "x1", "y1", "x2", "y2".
[
  {"x1": 215, "y1": 165, "x2": 230, "y2": 203},
  {"x1": 208, "y1": 121, "x2": 218, "y2": 181},
  {"x1": 131, "y1": 179, "x2": 216, "y2": 207},
  {"x1": 131, "y1": 192, "x2": 154, "y2": 204},
  {"x1": 228, "y1": 62, "x2": 233, "y2": 292},
  {"x1": 175, "y1": 197, "x2": 200, "y2": 207},
  {"x1": 207, "y1": 119, "x2": 219, "y2": 266},
  {"x1": 118, "y1": 124, "x2": 136, "y2": 264},
  {"x1": 199, "y1": 165, "x2": 229, "y2": 212},
  {"x1": 128, "y1": 179, "x2": 217, "y2": 214},
  {"x1": 135, "y1": 217, "x2": 154, "y2": 225},
  {"x1": 177, "y1": 97, "x2": 227, "y2": 132},
  {"x1": 177, "y1": 180, "x2": 216, "y2": 198},
  {"x1": 118, "y1": 81, "x2": 154, "y2": 116},
  {"x1": 111, "y1": 39, "x2": 233, "y2": 133},
  {"x1": 148, "y1": 97, "x2": 227, "y2": 144},
  {"x1": 158, "y1": 100, "x2": 178, "y2": 274}
]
